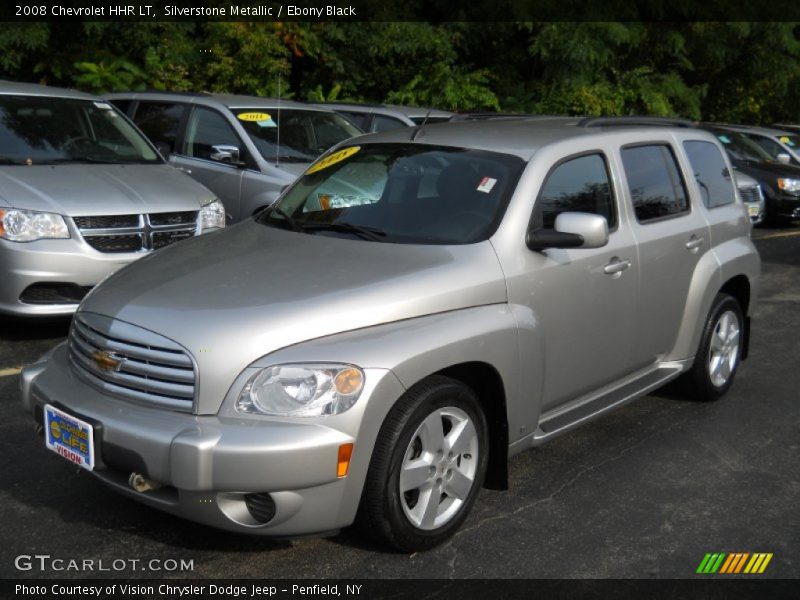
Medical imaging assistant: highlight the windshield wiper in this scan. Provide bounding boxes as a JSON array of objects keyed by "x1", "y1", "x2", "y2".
[
  {"x1": 37, "y1": 157, "x2": 128, "y2": 165},
  {"x1": 270, "y1": 156, "x2": 311, "y2": 163},
  {"x1": 300, "y1": 222, "x2": 387, "y2": 242}
]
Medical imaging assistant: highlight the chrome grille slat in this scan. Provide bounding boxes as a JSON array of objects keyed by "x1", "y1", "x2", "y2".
[
  {"x1": 73, "y1": 318, "x2": 192, "y2": 368},
  {"x1": 73, "y1": 211, "x2": 198, "y2": 254},
  {"x1": 70, "y1": 344, "x2": 194, "y2": 399},
  {"x1": 739, "y1": 186, "x2": 760, "y2": 204},
  {"x1": 69, "y1": 330, "x2": 194, "y2": 384},
  {"x1": 68, "y1": 312, "x2": 196, "y2": 412}
]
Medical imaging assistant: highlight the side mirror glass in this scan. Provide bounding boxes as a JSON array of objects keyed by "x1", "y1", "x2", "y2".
[
  {"x1": 776, "y1": 152, "x2": 791, "y2": 165},
  {"x1": 526, "y1": 212, "x2": 609, "y2": 251},
  {"x1": 210, "y1": 144, "x2": 241, "y2": 165}
]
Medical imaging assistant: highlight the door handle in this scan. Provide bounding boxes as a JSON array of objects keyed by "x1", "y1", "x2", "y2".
[
  {"x1": 603, "y1": 258, "x2": 631, "y2": 275},
  {"x1": 685, "y1": 236, "x2": 704, "y2": 250}
]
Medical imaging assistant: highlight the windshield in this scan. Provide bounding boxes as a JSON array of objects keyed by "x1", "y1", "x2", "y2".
[
  {"x1": 256, "y1": 143, "x2": 525, "y2": 244},
  {"x1": 0, "y1": 94, "x2": 160, "y2": 165},
  {"x1": 712, "y1": 130, "x2": 773, "y2": 163},
  {"x1": 232, "y1": 108, "x2": 361, "y2": 163}
]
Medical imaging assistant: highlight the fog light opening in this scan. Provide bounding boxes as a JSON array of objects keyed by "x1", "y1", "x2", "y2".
[{"x1": 244, "y1": 492, "x2": 277, "y2": 524}]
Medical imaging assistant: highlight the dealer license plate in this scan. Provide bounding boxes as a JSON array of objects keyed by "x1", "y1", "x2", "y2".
[
  {"x1": 44, "y1": 404, "x2": 95, "y2": 471},
  {"x1": 748, "y1": 204, "x2": 760, "y2": 217}
]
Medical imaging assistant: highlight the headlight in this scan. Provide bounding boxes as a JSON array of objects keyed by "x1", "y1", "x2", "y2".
[
  {"x1": 0, "y1": 208, "x2": 69, "y2": 242},
  {"x1": 777, "y1": 178, "x2": 800, "y2": 193},
  {"x1": 236, "y1": 363, "x2": 365, "y2": 417},
  {"x1": 199, "y1": 199, "x2": 226, "y2": 232}
]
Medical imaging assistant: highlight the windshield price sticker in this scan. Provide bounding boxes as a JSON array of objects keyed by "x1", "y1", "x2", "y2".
[
  {"x1": 477, "y1": 177, "x2": 497, "y2": 193},
  {"x1": 306, "y1": 146, "x2": 361, "y2": 174},
  {"x1": 237, "y1": 112, "x2": 272, "y2": 122}
]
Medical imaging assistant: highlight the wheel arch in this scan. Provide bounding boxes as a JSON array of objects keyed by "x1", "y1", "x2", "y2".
[{"x1": 434, "y1": 362, "x2": 509, "y2": 491}]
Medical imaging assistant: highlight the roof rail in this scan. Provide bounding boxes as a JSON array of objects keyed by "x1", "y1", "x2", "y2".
[{"x1": 578, "y1": 116, "x2": 695, "y2": 128}]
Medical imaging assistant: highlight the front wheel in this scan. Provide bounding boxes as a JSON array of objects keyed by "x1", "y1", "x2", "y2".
[
  {"x1": 356, "y1": 376, "x2": 488, "y2": 552},
  {"x1": 685, "y1": 293, "x2": 744, "y2": 401}
]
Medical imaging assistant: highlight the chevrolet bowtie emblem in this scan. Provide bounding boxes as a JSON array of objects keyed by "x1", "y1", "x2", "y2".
[{"x1": 91, "y1": 350, "x2": 124, "y2": 372}]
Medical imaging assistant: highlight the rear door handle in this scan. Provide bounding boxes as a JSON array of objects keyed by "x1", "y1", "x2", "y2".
[
  {"x1": 603, "y1": 258, "x2": 631, "y2": 275},
  {"x1": 685, "y1": 236, "x2": 704, "y2": 250}
]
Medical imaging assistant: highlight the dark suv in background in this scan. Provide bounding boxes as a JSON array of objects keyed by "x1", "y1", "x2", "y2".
[{"x1": 702, "y1": 124, "x2": 800, "y2": 223}]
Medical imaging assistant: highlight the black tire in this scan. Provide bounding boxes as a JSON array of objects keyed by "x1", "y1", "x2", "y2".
[
  {"x1": 685, "y1": 293, "x2": 744, "y2": 402},
  {"x1": 356, "y1": 375, "x2": 489, "y2": 552}
]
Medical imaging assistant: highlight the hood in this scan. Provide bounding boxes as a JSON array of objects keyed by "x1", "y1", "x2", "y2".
[
  {"x1": 0, "y1": 164, "x2": 215, "y2": 213},
  {"x1": 81, "y1": 221, "x2": 508, "y2": 414}
]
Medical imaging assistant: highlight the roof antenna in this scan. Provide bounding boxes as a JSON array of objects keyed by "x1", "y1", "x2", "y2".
[
  {"x1": 275, "y1": 72, "x2": 281, "y2": 167},
  {"x1": 411, "y1": 108, "x2": 433, "y2": 141}
]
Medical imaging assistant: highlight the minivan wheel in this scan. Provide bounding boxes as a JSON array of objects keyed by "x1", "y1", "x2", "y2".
[
  {"x1": 356, "y1": 375, "x2": 488, "y2": 552},
  {"x1": 686, "y1": 293, "x2": 744, "y2": 401}
]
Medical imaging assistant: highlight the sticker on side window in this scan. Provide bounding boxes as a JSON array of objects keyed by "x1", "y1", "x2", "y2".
[
  {"x1": 476, "y1": 177, "x2": 497, "y2": 194},
  {"x1": 93, "y1": 102, "x2": 112, "y2": 110},
  {"x1": 306, "y1": 146, "x2": 361, "y2": 175}
]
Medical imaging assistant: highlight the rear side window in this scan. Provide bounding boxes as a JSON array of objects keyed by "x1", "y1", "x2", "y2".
[
  {"x1": 683, "y1": 141, "x2": 736, "y2": 208},
  {"x1": 534, "y1": 153, "x2": 617, "y2": 229},
  {"x1": 372, "y1": 114, "x2": 407, "y2": 132},
  {"x1": 132, "y1": 101, "x2": 186, "y2": 155},
  {"x1": 340, "y1": 111, "x2": 370, "y2": 130},
  {"x1": 621, "y1": 145, "x2": 689, "y2": 222}
]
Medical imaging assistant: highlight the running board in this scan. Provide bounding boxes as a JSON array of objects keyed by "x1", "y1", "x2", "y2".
[{"x1": 533, "y1": 365, "x2": 684, "y2": 444}]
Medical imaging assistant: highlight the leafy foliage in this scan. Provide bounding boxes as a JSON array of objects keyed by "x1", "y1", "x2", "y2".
[{"x1": 2, "y1": 21, "x2": 800, "y2": 123}]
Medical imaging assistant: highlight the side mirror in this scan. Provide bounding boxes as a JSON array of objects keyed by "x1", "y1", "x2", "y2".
[
  {"x1": 526, "y1": 212, "x2": 609, "y2": 251},
  {"x1": 776, "y1": 152, "x2": 791, "y2": 164},
  {"x1": 210, "y1": 144, "x2": 241, "y2": 165}
]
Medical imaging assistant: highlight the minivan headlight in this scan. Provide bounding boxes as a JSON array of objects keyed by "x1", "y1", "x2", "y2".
[
  {"x1": 236, "y1": 363, "x2": 365, "y2": 417},
  {"x1": 0, "y1": 208, "x2": 70, "y2": 242},
  {"x1": 199, "y1": 199, "x2": 226, "y2": 232}
]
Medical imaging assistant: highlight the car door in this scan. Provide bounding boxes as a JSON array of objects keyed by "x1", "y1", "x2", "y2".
[
  {"x1": 171, "y1": 105, "x2": 247, "y2": 222},
  {"x1": 620, "y1": 143, "x2": 710, "y2": 364},
  {"x1": 505, "y1": 151, "x2": 641, "y2": 411}
]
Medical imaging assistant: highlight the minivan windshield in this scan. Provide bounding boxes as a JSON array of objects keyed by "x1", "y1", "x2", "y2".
[
  {"x1": 232, "y1": 108, "x2": 362, "y2": 163},
  {"x1": 257, "y1": 143, "x2": 525, "y2": 244},
  {"x1": 0, "y1": 95, "x2": 160, "y2": 165}
]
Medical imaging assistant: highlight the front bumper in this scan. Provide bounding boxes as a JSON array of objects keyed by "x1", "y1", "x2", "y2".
[
  {"x1": 0, "y1": 237, "x2": 138, "y2": 317},
  {"x1": 22, "y1": 343, "x2": 404, "y2": 536},
  {"x1": 770, "y1": 193, "x2": 800, "y2": 220}
]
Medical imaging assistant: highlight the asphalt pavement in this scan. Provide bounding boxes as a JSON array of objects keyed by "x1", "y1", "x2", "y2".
[{"x1": 0, "y1": 228, "x2": 798, "y2": 580}]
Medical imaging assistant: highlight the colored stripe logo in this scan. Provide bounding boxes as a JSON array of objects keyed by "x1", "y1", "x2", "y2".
[{"x1": 697, "y1": 552, "x2": 773, "y2": 574}]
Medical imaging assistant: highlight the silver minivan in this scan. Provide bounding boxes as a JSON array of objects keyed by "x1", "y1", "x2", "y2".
[
  {"x1": 107, "y1": 93, "x2": 363, "y2": 223},
  {"x1": 0, "y1": 81, "x2": 224, "y2": 317}
]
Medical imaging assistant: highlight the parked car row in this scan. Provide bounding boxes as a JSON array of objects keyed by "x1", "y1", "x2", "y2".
[{"x1": 21, "y1": 111, "x2": 760, "y2": 551}]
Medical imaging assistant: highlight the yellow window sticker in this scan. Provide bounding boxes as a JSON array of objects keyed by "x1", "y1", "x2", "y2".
[
  {"x1": 306, "y1": 146, "x2": 361, "y2": 174},
  {"x1": 780, "y1": 136, "x2": 791, "y2": 143},
  {"x1": 237, "y1": 112, "x2": 271, "y2": 122}
]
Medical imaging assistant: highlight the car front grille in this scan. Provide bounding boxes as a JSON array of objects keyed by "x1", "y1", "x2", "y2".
[
  {"x1": 68, "y1": 312, "x2": 196, "y2": 412},
  {"x1": 738, "y1": 185, "x2": 761, "y2": 204},
  {"x1": 73, "y1": 211, "x2": 198, "y2": 254}
]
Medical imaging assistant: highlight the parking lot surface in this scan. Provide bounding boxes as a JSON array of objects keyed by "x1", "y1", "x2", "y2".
[{"x1": 0, "y1": 227, "x2": 798, "y2": 579}]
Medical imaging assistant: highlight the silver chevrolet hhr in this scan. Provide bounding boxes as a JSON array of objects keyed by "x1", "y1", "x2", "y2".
[
  {"x1": 22, "y1": 116, "x2": 760, "y2": 551},
  {"x1": 0, "y1": 81, "x2": 224, "y2": 316}
]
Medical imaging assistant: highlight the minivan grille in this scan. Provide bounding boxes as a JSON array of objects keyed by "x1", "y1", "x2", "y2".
[
  {"x1": 73, "y1": 212, "x2": 198, "y2": 254},
  {"x1": 68, "y1": 313, "x2": 196, "y2": 412},
  {"x1": 739, "y1": 185, "x2": 761, "y2": 204}
]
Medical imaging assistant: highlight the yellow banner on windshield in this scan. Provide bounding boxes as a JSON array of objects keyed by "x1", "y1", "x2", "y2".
[
  {"x1": 237, "y1": 112, "x2": 271, "y2": 122},
  {"x1": 306, "y1": 146, "x2": 360, "y2": 174}
]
